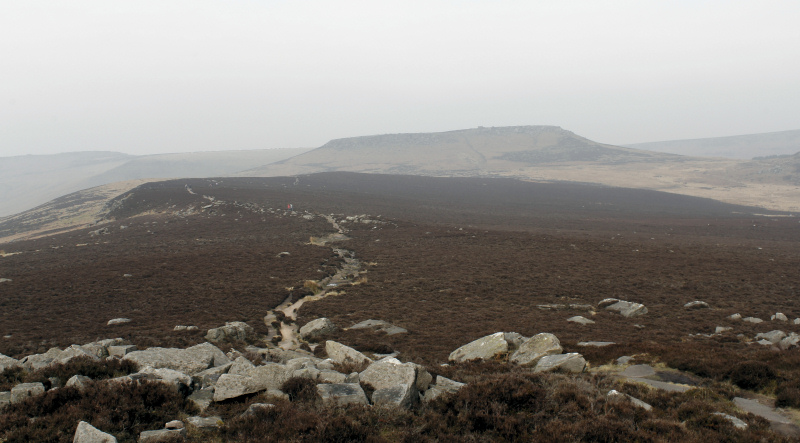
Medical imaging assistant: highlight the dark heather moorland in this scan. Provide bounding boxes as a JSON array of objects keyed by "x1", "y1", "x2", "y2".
[{"x1": 1, "y1": 172, "x2": 799, "y2": 442}]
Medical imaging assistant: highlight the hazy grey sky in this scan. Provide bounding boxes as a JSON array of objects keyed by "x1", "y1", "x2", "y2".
[{"x1": 1, "y1": 1, "x2": 799, "y2": 156}]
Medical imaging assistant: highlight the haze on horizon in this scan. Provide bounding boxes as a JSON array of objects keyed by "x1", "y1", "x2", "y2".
[{"x1": 1, "y1": 1, "x2": 799, "y2": 158}]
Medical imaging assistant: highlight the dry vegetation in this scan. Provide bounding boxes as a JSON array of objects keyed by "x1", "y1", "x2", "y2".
[{"x1": 1, "y1": 173, "x2": 799, "y2": 441}]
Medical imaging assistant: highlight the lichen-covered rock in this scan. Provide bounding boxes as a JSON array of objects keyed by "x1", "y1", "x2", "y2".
[
  {"x1": 73, "y1": 421, "x2": 117, "y2": 443},
  {"x1": 107, "y1": 318, "x2": 131, "y2": 325},
  {"x1": 213, "y1": 374, "x2": 261, "y2": 401},
  {"x1": 325, "y1": 341, "x2": 372, "y2": 366},
  {"x1": 533, "y1": 353, "x2": 586, "y2": 373},
  {"x1": 300, "y1": 318, "x2": 338, "y2": 340},
  {"x1": 316, "y1": 383, "x2": 369, "y2": 406},
  {"x1": 509, "y1": 333, "x2": 562, "y2": 366},
  {"x1": 449, "y1": 332, "x2": 508, "y2": 363},
  {"x1": 743, "y1": 317, "x2": 763, "y2": 324}
]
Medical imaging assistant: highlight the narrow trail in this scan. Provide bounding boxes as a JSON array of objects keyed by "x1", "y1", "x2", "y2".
[{"x1": 264, "y1": 214, "x2": 364, "y2": 350}]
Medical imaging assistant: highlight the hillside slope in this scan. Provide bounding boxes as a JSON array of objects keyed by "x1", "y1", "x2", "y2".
[
  {"x1": 0, "y1": 148, "x2": 311, "y2": 217},
  {"x1": 626, "y1": 129, "x2": 800, "y2": 159}
]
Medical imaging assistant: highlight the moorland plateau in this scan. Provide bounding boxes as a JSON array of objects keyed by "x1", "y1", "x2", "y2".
[{"x1": 1, "y1": 173, "x2": 799, "y2": 441}]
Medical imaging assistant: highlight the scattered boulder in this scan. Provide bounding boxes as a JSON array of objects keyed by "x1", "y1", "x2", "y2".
[
  {"x1": 136, "y1": 367, "x2": 192, "y2": 391},
  {"x1": 372, "y1": 383, "x2": 418, "y2": 408},
  {"x1": 772, "y1": 313, "x2": 788, "y2": 322},
  {"x1": 794, "y1": 318, "x2": 800, "y2": 325},
  {"x1": 10, "y1": 382, "x2": 45, "y2": 403},
  {"x1": 123, "y1": 343, "x2": 230, "y2": 375},
  {"x1": 0, "y1": 278, "x2": 11, "y2": 283},
  {"x1": 599, "y1": 299, "x2": 648, "y2": 317},
  {"x1": 755, "y1": 330, "x2": 787, "y2": 345},
  {"x1": 316, "y1": 383, "x2": 369, "y2": 406},
  {"x1": 567, "y1": 316, "x2": 595, "y2": 325},
  {"x1": 300, "y1": 318, "x2": 338, "y2": 340},
  {"x1": 325, "y1": 341, "x2": 372, "y2": 366},
  {"x1": 621, "y1": 364, "x2": 656, "y2": 378},
  {"x1": 138, "y1": 428, "x2": 186, "y2": 442},
  {"x1": 213, "y1": 374, "x2": 261, "y2": 402},
  {"x1": 0, "y1": 391, "x2": 9, "y2": 408},
  {"x1": 360, "y1": 358, "x2": 418, "y2": 391},
  {"x1": 616, "y1": 356, "x2": 634, "y2": 366},
  {"x1": 684, "y1": 301, "x2": 710, "y2": 310},
  {"x1": 187, "y1": 416, "x2": 222, "y2": 428},
  {"x1": 73, "y1": 421, "x2": 117, "y2": 443},
  {"x1": 349, "y1": 319, "x2": 408, "y2": 335},
  {"x1": 66, "y1": 375, "x2": 92, "y2": 390},
  {"x1": 108, "y1": 345, "x2": 138, "y2": 357},
  {"x1": 729, "y1": 313, "x2": 742, "y2": 320},
  {"x1": 319, "y1": 370, "x2": 347, "y2": 384},
  {"x1": 107, "y1": 318, "x2": 131, "y2": 326},
  {"x1": 779, "y1": 333, "x2": 800, "y2": 350},
  {"x1": 205, "y1": 321, "x2": 255, "y2": 343},
  {"x1": 228, "y1": 356, "x2": 256, "y2": 375},
  {"x1": 715, "y1": 326, "x2": 733, "y2": 334},
  {"x1": 743, "y1": 317, "x2": 763, "y2": 324},
  {"x1": 577, "y1": 341, "x2": 615, "y2": 347},
  {"x1": 422, "y1": 376, "x2": 465, "y2": 402},
  {"x1": 607, "y1": 389, "x2": 652, "y2": 411},
  {"x1": 165, "y1": 420, "x2": 184, "y2": 430},
  {"x1": 0, "y1": 353, "x2": 21, "y2": 372},
  {"x1": 509, "y1": 333, "x2": 562, "y2": 367},
  {"x1": 533, "y1": 353, "x2": 586, "y2": 373},
  {"x1": 712, "y1": 412, "x2": 748, "y2": 430},
  {"x1": 57, "y1": 345, "x2": 99, "y2": 365},
  {"x1": 21, "y1": 347, "x2": 62, "y2": 371},
  {"x1": 449, "y1": 332, "x2": 509, "y2": 363}
]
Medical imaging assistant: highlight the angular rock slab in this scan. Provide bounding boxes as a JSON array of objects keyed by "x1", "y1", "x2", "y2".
[
  {"x1": 533, "y1": 353, "x2": 586, "y2": 373},
  {"x1": 74, "y1": 421, "x2": 118, "y2": 443},
  {"x1": 567, "y1": 316, "x2": 595, "y2": 325},
  {"x1": 684, "y1": 301, "x2": 710, "y2": 310},
  {"x1": 138, "y1": 428, "x2": 186, "y2": 442},
  {"x1": 66, "y1": 375, "x2": 92, "y2": 390},
  {"x1": 599, "y1": 299, "x2": 648, "y2": 318},
  {"x1": 359, "y1": 358, "x2": 418, "y2": 391},
  {"x1": 325, "y1": 341, "x2": 372, "y2": 366},
  {"x1": 372, "y1": 383, "x2": 417, "y2": 408},
  {"x1": 449, "y1": 332, "x2": 508, "y2": 363},
  {"x1": 317, "y1": 383, "x2": 369, "y2": 406},
  {"x1": 349, "y1": 319, "x2": 408, "y2": 336},
  {"x1": 755, "y1": 330, "x2": 787, "y2": 344},
  {"x1": 607, "y1": 389, "x2": 652, "y2": 411},
  {"x1": 300, "y1": 318, "x2": 338, "y2": 340},
  {"x1": 509, "y1": 333, "x2": 562, "y2": 366},
  {"x1": 0, "y1": 353, "x2": 21, "y2": 372},
  {"x1": 123, "y1": 342, "x2": 230, "y2": 375},
  {"x1": 187, "y1": 416, "x2": 222, "y2": 428},
  {"x1": 422, "y1": 376, "x2": 466, "y2": 402},
  {"x1": 712, "y1": 412, "x2": 748, "y2": 430},
  {"x1": 205, "y1": 321, "x2": 255, "y2": 342}
]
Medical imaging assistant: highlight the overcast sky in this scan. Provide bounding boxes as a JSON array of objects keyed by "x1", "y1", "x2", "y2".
[{"x1": 1, "y1": 1, "x2": 798, "y2": 157}]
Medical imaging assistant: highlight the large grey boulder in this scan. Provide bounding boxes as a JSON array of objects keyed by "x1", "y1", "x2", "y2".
[
  {"x1": 300, "y1": 318, "x2": 338, "y2": 340},
  {"x1": 359, "y1": 358, "x2": 417, "y2": 391},
  {"x1": 599, "y1": 299, "x2": 648, "y2": 318},
  {"x1": 248, "y1": 363, "x2": 290, "y2": 390},
  {"x1": 533, "y1": 353, "x2": 586, "y2": 373},
  {"x1": 772, "y1": 313, "x2": 789, "y2": 322},
  {"x1": 779, "y1": 333, "x2": 800, "y2": 350},
  {"x1": 21, "y1": 347, "x2": 62, "y2": 371},
  {"x1": 449, "y1": 332, "x2": 508, "y2": 363},
  {"x1": 10, "y1": 382, "x2": 45, "y2": 403},
  {"x1": 123, "y1": 343, "x2": 229, "y2": 375},
  {"x1": 372, "y1": 383, "x2": 417, "y2": 408},
  {"x1": 422, "y1": 376, "x2": 465, "y2": 402},
  {"x1": 213, "y1": 374, "x2": 261, "y2": 402},
  {"x1": 192, "y1": 363, "x2": 232, "y2": 389},
  {"x1": 755, "y1": 330, "x2": 787, "y2": 345},
  {"x1": 108, "y1": 345, "x2": 138, "y2": 358},
  {"x1": 509, "y1": 333, "x2": 562, "y2": 366},
  {"x1": 743, "y1": 317, "x2": 763, "y2": 324},
  {"x1": 228, "y1": 356, "x2": 256, "y2": 375},
  {"x1": 316, "y1": 383, "x2": 369, "y2": 406},
  {"x1": 318, "y1": 370, "x2": 347, "y2": 384},
  {"x1": 205, "y1": 321, "x2": 255, "y2": 342},
  {"x1": 73, "y1": 420, "x2": 118, "y2": 442},
  {"x1": 325, "y1": 341, "x2": 372, "y2": 366},
  {"x1": 349, "y1": 319, "x2": 408, "y2": 336},
  {"x1": 0, "y1": 353, "x2": 21, "y2": 372},
  {"x1": 136, "y1": 367, "x2": 192, "y2": 391}
]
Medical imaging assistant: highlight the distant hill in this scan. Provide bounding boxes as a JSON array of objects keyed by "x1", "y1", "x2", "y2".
[
  {"x1": 626, "y1": 129, "x2": 800, "y2": 159},
  {"x1": 0, "y1": 148, "x2": 311, "y2": 217},
  {"x1": 242, "y1": 126, "x2": 678, "y2": 177}
]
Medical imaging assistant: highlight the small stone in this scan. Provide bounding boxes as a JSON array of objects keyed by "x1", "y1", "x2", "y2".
[
  {"x1": 187, "y1": 416, "x2": 222, "y2": 428},
  {"x1": 729, "y1": 313, "x2": 742, "y2": 320},
  {"x1": 107, "y1": 318, "x2": 131, "y2": 326},
  {"x1": 0, "y1": 278, "x2": 11, "y2": 283},
  {"x1": 616, "y1": 356, "x2": 634, "y2": 365},
  {"x1": 684, "y1": 301, "x2": 710, "y2": 310},
  {"x1": 712, "y1": 412, "x2": 748, "y2": 430},
  {"x1": 608, "y1": 390, "x2": 652, "y2": 411},
  {"x1": 567, "y1": 316, "x2": 595, "y2": 325},
  {"x1": 743, "y1": 317, "x2": 763, "y2": 324},
  {"x1": 715, "y1": 326, "x2": 733, "y2": 334},
  {"x1": 165, "y1": 420, "x2": 184, "y2": 430},
  {"x1": 107, "y1": 345, "x2": 138, "y2": 357},
  {"x1": 138, "y1": 428, "x2": 186, "y2": 442},
  {"x1": 577, "y1": 341, "x2": 615, "y2": 347},
  {"x1": 533, "y1": 353, "x2": 586, "y2": 373},
  {"x1": 772, "y1": 313, "x2": 788, "y2": 322},
  {"x1": 66, "y1": 375, "x2": 92, "y2": 390}
]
